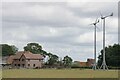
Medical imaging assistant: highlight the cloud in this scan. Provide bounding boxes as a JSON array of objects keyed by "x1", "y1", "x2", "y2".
[
  {"x1": 2, "y1": 2, "x2": 118, "y2": 61},
  {"x1": 75, "y1": 31, "x2": 103, "y2": 44},
  {"x1": 2, "y1": 2, "x2": 80, "y2": 27}
]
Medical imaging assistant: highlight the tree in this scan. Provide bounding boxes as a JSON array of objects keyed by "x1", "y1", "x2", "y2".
[
  {"x1": 1, "y1": 44, "x2": 18, "y2": 56},
  {"x1": 24, "y1": 43, "x2": 42, "y2": 53},
  {"x1": 63, "y1": 55, "x2": 73, "y2": 68},
  {"x1": 11, "y1": 45, "x2": 18, "y2": 54},
  {"x1": 24, "y1": 43, "x2": 60, "y2": 68},
  {"x1": 97, "y1": 44, "x2": 120, "y2": 67},
  {"x1": 47, "y1": 53, "x2": 59, "y2": 66},
  {"x1": 24, "y1": 43, "x2": 47, "y2": 56}
]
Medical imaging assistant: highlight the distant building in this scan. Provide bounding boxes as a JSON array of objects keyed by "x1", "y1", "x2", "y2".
[
  {"x1": 75, "y1": 58, "x2": 95, "y2": 67},
  {"x1": 86, "y1": 58, "x2": 94, "y2": 67},
  {"x1": 80, "y1": 62, "x2": 87, "y2": 67},
  {"x1": 6, "y1": 51, "x2": 44, "y2": 69}
]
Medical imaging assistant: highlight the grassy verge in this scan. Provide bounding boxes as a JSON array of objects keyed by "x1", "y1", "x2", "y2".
[{"x1": 2, "y1": 69, "x2": 119, "y2": 78}]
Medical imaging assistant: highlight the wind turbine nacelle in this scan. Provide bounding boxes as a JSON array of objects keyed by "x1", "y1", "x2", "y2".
[{"x1": 110, "y1": 13, "x2": 113, "y2": 16}]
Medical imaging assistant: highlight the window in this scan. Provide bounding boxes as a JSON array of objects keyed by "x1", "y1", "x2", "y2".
[
  {"x1": 28, "y1": 64, "x2": 30, "y2": 66},
  {"x1": 33, "y1": 64, "x2": 35, "y2": 67},
  {"x1": 22, "y1": 59, "x2": 24, "y2": 61},
  {"x1": 14, "y1": 64, "x2": 16, "y2": 66},
  {"x1": 18, "y1": 64, "x2": 20, "y2": 66},
  {"x1": 28, "y1": 59, "x2": 30, "y2": 61}
]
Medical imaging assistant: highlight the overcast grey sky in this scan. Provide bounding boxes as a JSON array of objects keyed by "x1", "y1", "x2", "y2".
[{"x1": 1, "y1": 1, "x2": 118, "y2": 61}]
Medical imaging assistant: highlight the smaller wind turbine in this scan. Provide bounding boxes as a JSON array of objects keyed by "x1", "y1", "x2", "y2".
[{"x1": 90, "y1": 18, "x2": 99, "y2": 70}]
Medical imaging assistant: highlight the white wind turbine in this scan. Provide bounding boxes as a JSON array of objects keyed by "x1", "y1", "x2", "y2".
[
  {"x1": 90, "y1": 18, "x2": 99, "y2": 70},
  {"x1": 100, "y1": 12, "x2": 113, "y2": 70}
]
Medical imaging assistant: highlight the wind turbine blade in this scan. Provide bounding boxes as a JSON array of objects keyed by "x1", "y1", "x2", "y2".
[
  {"x1": 89, "y1": 25, "x2": 94, "y2": 30},
  {"x1": 99, "y1": 11, "x2": 103, "y2": 17},
  {"x1": 96, "y1": 26, "x2": 101, "y2": 31},
  {"x1": 95, "y1": 18, "x2": 99, "y2": 23},
  {"x1": 89, "y1": 23, "x2": 94, "y2": 25},
  {"x1": 95, "y1": 18, "x2": 98, "y2": 22}
]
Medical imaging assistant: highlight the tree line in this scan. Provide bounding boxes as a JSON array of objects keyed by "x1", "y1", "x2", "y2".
[
  {"x1": 97, "y1": 44, "x2": 120, "y2": 68},
  {"x1": 0, "y1": 43, "x2": 120, "y2": 68}
]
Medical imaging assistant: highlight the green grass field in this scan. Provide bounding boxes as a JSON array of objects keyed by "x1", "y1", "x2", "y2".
[{"x1": 2, "y1": 69, "x2": 119, "y2": 78}]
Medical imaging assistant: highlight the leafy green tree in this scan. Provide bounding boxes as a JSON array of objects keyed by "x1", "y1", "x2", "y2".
[
  {"x1": 97, "y1": 44, "x2": 120, "y2": 67},
  {"x1": 24, "y1": 43, "x2": 47, "y2": 56},
  {"x1": 24, "y1": 43, "x2": 42, "y2": 53},
  {"x1": 0, "y1": 44, "x2": 18, "y2": 56},
  {"x1": 11, "y1": 45, "x2": 18, "y2": 53},
  {"x1": 63, "y1": 55, "x2": 73, "y2": 68},
  {"x1": 47, "y1": 53, "x2": 59, "y2": 66}
]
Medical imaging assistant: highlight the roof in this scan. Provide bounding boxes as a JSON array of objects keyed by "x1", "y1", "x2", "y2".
[
  {"x1": 6, "y1": 55, "x2": 15, "y2": 64},
  {"x1": 24, "y1": 53, "x2": 43, "y2": 59},
  {"x1": 87, "y1": 58, "x2": 95, "y2": 61},
  {"x1": 87, "y1": 58, "x2": 95, "y2": 63},
  {"x1": 14, "y1": 51, "x2": 32, "y2": 59},
  {"x1": 6, "y1": 51, "x2": 44, "y2": 64}
]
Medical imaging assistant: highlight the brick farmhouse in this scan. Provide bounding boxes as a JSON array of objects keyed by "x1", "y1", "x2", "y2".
[{"x1": 6, "y1": 51, "x2": 44, "y2": 68}]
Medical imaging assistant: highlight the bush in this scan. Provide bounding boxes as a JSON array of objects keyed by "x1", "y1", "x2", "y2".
[
  {"x1": 108, "y1": 66, "x2": 120, "y2": 70},
  {"x1": 71, "y1": 63, "x2": 81, "y2": 68}
]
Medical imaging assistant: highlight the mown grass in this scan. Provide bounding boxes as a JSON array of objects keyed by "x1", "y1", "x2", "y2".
[{"x1": 2, "y1": 69, "x2": 119, "y2": 78}]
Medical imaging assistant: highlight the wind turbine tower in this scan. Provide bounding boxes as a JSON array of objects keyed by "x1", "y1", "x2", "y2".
[
  {"x1": 100, "y1": 12, "x2": 113, "y2": 70},
  {"x1": 90, "y1": 18, "x2": 99, "y2": 70}
]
